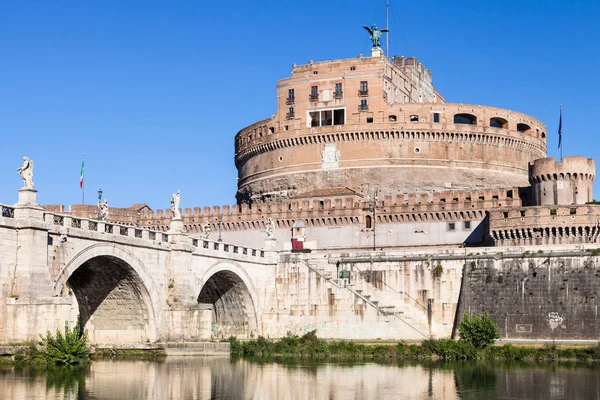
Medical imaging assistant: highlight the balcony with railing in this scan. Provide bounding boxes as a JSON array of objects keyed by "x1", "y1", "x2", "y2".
[
  {"x1": 334, "y1": 90, "x2": 343, "y2": 99},
  {"x1": 285, "y1": 97, "x2": 295, "y2": 105},
  {"x1": 309, "y1": 94, "x2": 319, "y2": 102},
  {"x1": 286, "y1": 111, "x2": 295, "y2": 119},
  {"x1": 358, "y1": 89, "x2": 369, "y2": 97},
  {"x1": 359, "y1": 104, "x2": 369, "y2": 111}
]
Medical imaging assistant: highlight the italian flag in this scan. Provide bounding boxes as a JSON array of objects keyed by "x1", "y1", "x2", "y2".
[{"x1": 79, "y1": 160, "x2": 84, "y2": 189}]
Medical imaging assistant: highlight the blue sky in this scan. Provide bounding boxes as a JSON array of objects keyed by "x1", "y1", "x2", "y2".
[{"x1": 1, "y1": 0, "x2": 599, "y2": 211}]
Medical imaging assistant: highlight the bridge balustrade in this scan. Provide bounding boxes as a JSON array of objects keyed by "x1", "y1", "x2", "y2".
[{"x1": 0, "y1": 204, "x2": 15, "y2": 218}]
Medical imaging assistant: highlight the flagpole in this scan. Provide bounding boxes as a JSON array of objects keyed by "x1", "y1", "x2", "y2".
[
  {"x1": 82, "y1": 153, "x2": 85, "y2": 205},
  {"x1": 559, "y1": 105, "x2": 563, "y2": 162}
]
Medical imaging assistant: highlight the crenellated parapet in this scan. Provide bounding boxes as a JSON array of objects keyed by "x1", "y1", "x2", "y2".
[
  {"x1": 138, "y1": 187, "x2": 524, "y2": 234},
  {"x1": 488, "y1": 204, "x2": 600, "y2": 246},
  {"x1": 529, "y1": 157, "x2": 595, "y2": 206}
]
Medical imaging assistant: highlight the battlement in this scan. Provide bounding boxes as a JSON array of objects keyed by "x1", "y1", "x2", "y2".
[
  {"x1": 136, "y1": 187, "x2": 524, "y2": 234},
  {"x1": 528, "y1": 157, "x2": 595, "y2": 206},
  {"x1": 488, "y1": 204, "x2": 600, "y2": 246},
  {"x1": 529, "y1": 156, "x2": 595, "y2": 182}
]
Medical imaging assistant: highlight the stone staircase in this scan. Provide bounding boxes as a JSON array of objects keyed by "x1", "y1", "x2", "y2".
[{"x1": 304, "y1": 261, "x2": 430, "y2": 339}]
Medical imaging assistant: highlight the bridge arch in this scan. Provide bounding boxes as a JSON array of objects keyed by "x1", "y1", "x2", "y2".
[
  {"x1": 54, "y1": 244, "x2": 159, "y2": 344},
  {"x1": 196, "y1": 261, "x2": 261, "y2": 339}
]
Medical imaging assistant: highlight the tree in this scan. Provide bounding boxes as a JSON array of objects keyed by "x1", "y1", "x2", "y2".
[{"x1": 458, "y1": 312, "x2": 500, "y2": 349}]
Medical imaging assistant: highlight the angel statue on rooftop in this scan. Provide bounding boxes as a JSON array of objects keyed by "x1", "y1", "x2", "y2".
[
  {"x1": 363, "y1": 24, "x2": 388, "y2": 48},
  {"x1": 16, "y1": 156, "x2": 34, "y2": 189},
  {"x1": 171, "y1": 190, "x2": 181, "y2": 219}
]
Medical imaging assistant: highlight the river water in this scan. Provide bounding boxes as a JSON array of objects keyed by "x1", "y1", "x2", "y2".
[{"x1": 1, "y1": 357, "x2": 599, "y2": 400}]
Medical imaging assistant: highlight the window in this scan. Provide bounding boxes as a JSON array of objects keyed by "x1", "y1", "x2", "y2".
[
  {"x1": 287, "y1": 107, "x2": 295, "y2": 119},
  {"x1": 310, "y1": 86, "x2": 318, "y2": 101},
  {"x1": 334, "y1": 83, "x2": 343, "y2": 99},
  {"x1": 503, "y1": 212, "x2": 509, "y2": 218},
  {"x1": 287, "y1": 89, "x2": 295, "y2": 104},
  {"x1": 309, "y1": 108, "x2": 346, "y2": 127},
  {"x1": 359, "y1": 81, "x2": 368, "y2": 96},
  {"x1": 490, "y1": 117, "x2": 508, "y2": 129},
  {"x1": 359, "y1": 99, "x2": 368, "y2": 111},
  {"x1": 410, "y1": 115, "x2": 419, "y2": 122},
  {"x1": 333, "y1": 109, "x2": 345, "y2": 125},
  {"x1": 464, "y1": 221, "x2": 471, "y2": 230},
  {"x1": 389, "y1": 115, "x2": 397, "y2": 122},
  {"x1": 350, "y1": 66, "x2": 356, "y2": 71},
  {"x1": 448, "y1": 222, "x2": 456, "y2": 231},
  {"x1": 517, "y1": 123, "x2": 531, "y2": 133},
  {"x1": 313, "y1": 71, "x2": 318, "y2": 75},
  {"x1": 520, "y1": 210, "x2": 525, "y2": 217},
  {"x1": 454, "y1": 113, "x2": 477, "y2": 125},
  {"x1": 550, "y1": 209, "x2": 557, "y2": 216},
  {"x1": 433, "y1": 113, "x2": 440, "y2": 123},
  {"x1": 365, "y1": 215, "x2": 372, "y2": 229},
  {"x1": 366, "y1": 117, "x2": 373, "y2": 123}
]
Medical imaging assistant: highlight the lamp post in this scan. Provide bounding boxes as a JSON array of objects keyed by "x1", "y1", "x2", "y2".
[
  {"x1": 217, "y1": 215, "x2": 223, "y2": 242},
  {"x1": 365, "y1": 188, "x2": 379, "y2": 251},
  {"x1": 97, "y1": 189, "x2": 103, "y2": 221}
]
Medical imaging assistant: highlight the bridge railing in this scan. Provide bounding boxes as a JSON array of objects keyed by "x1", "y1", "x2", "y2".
[
  {"x1": 43, "y1": 212, "x2": 170, "y2": 243},
  {"x1": 0, "y1": 204, "x2": 15, "y2": 218},
  {"x1": 42, "y1": 211, "x2": 267, "y2": 259},
  {"x1": 189, "y1": 238, "x2": 266, "y2": 259}
]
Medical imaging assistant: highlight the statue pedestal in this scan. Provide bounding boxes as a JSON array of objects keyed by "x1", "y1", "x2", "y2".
[
  {"x1": 264, "y1": 238, "x2": 277, "y2": 251},
  {"x1": 371, "y1": 47, "x2": 383, "y2": 58},
  {"x1": 169, "y1": 218, "x2": 184, "y2": 233},
  {"x1": 14, "y1": 188, "x2": 43, "y2": 220}
]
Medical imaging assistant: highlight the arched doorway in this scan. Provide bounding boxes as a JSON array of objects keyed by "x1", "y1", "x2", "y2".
[
  {"x1": 198, "y1": 269, "x2": 258, "y2": 339},
  {"x1": 56, "y1": 246, "x2": 158, "y2": 345}
]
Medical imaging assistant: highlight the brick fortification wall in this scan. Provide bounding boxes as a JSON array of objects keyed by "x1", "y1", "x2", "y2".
[{"x1": 456, "y1": 251, "x2": 600, "y2": 340}]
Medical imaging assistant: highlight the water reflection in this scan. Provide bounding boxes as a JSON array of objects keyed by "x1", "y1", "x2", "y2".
[{"x1": 0, "y1": 358, "x2": 599, "y2": 399}]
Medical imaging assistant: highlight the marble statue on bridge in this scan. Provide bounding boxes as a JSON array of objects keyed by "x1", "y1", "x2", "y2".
[
  {"x1": 171, "y1": 190, "x2": 181, "y2": 219},
  {"x1": 99, "y1": 199, "x2": 109, "y2": 221},
  {"x1": 202, "y1": 222, "x2": 211, "y2": 239},
  {"x1": 16, "y1": 157, "x2": 34, "y2": 189}
]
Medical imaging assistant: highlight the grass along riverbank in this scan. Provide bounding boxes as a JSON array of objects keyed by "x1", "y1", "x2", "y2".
[{"x1": 228, "y1": 331, "x2": 600, "y2": 362}]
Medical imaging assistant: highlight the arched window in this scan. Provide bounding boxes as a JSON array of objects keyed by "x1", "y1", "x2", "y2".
[
  {"x1": 365, "y1": 215, "x2": 372, "y2": 229},
  {"x1": 517, "y1": 123, "x2": 531, "y2": 133},
  {"x1": 410, "y1": 115, "x2": 419, "y2": 122},
  {"x1": 490, "y1": 117, "x2": 508, "y2": 129},
  {"x1": 454, "y1": 113, "x2": 477, "y2": 125}
]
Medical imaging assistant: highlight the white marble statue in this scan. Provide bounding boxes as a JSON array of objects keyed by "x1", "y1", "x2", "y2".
[
  {"x1": 16, "y1": 157, "x2": 34, "y2": 189},
  {"x1": 202, "y1": 222, "x2": 211, "y2": 239},
  {"x1": 99, "y1": 199, "x2": 109, "y2": 221},
  {"x1": 265, "y1": 217, "x2": 275, "y2": 238},
  {"x1": 170, "y1": 190, "x2": 181, "y2": 219}
]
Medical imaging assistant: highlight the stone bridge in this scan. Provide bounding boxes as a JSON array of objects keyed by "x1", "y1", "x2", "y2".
[{"x1": 0, "y1": 188, "x2": 278, "y2": 346}]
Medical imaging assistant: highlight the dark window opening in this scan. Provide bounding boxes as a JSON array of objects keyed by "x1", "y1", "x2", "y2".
[
  {"x1": 334, "y1": 109, "x2": 345, "y2": 125},
  {"x1": 464, "y1": 221, "x2": 471, "y2": 230},
  {"x1": 410, "y1": 115, "x2": 419, "y2": 122},
  {"x1": 365, "y1": 215, "x2": 372, "y2": 229},
  {"x1": 448, "y1": 222, "x2": 456, "y2": 231},
  {"x1": 350, "y1": 66, "x2": 356, "y2": 71},
  {"x1": 366, "y1": 117, "x2": 373, "y2": 123},
  {"x1": 287, "y1": 107, "x2": 295, "y2": 119},
  {"x1": 433, "y1": 113, "x2": 440, "y2": 123},
  {"x1": 517, "y1": 123, "x2": 531, "y2": 133},
  {"x1": 570, "y1": 208, "x2": 577, "y2": 215},
  {"x1": 359, "y1": 99, "x2": 368, "y2": 111},
  {"x1": 550, "y1": 209, "x2": 557, "y2": 216},
  {"x1": 321, "y1": 110, "x2": 332, "y2": 126},
  {"x1": 313, "y1": 71, "x2": 318, "y2": 74},
  {"x1": 490, "y1": 117, "x2": 508, "y2": 129},
  {"x1": 507, "y1": 190, "x2": 513, "y2": 198},
  {"x1": 454, "y1": 113, "x2": 477, "y2": 125},
  {"x1": 520, "y1": 210, "x2": 526, "y2": 217},
  {"x1": 389, "y1": 115, "x2": 397, "y2": 122}
]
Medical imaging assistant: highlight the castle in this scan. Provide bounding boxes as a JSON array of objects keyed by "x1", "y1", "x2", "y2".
[{"x1": 5, "y1": 42, "x2": 597, "y2": 345}]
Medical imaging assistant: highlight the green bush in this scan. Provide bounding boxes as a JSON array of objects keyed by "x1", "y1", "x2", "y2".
[
  {"x1": 458, "y1": 312, "x2": 500, "y2": 349},
  {"x1": 40, "y1": 322, "x2": 89, "y2": 365}
]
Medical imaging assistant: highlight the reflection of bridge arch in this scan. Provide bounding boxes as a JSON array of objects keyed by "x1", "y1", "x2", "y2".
[
  {"x1": 54, "y1": 244, "x2": 159, "y2": 344},
  {"x1": 196, "y1": 262, "x2": 261, "y2": 339}
]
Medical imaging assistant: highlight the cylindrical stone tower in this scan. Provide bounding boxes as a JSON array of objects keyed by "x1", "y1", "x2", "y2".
[{"x1": 528, "y1": 157, "x2": 595, "y2": 206}]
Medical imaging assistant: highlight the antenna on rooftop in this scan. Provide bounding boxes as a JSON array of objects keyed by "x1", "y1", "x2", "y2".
[{"x1": 386, "y1": 0, "x2": 389, "y2": 57}]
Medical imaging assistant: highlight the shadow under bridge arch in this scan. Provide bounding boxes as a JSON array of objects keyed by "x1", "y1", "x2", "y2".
[
  {"x1": 55, "y1": 244, "x2": 159, "y2": 345},
  {"x1": 197, "y1": 263, "x2": 259, "y2": 339}
]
